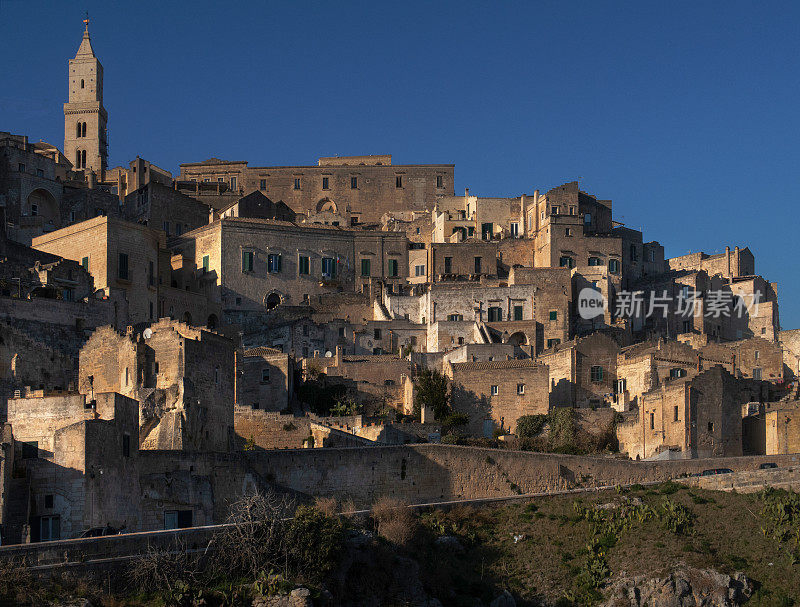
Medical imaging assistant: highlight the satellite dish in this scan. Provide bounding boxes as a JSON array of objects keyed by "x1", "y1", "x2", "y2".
[
  {"x1": 325, "y1": 351, "x2": 333, "y2": 358},
  {"x1": 143, "y1": 328, "x2": 153, "y2": 339}
]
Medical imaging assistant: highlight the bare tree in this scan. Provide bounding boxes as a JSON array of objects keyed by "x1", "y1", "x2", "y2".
[{"x1": 211, "y1": 490, "x2": 296, "y2": 579}]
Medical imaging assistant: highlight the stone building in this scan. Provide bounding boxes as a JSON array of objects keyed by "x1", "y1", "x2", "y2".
[
  {"x1": 446, "y1": 358, "x2": 549, "y2": 436},
  {"x1": 178, "y1": 155, "x2": 455, "y2": 224},
  {"x1": 63, "y1": 21, "x2": 107, "y2": 177},
  {"x1": 175, "y1": 218, "x2": 408, "y2": 313},
  {"x1": 0, "y1": 132, "x2": 66, "y2": 244},
  {"x1": 616, "y1": 366, "x2": 763, "y2": 460},
  {"x1": 32, "y1": 216, "x2": 163, "y2": 325},
  {"x1": 433, "y1": 191, "x2": 525, "y2": 242},
  {"x1": 215, "y1": 190, "x2": 297, "y2": 223},
  {"x1": 236, "y1": 346, "x2": 294, "y2": 412},
  {"x1": 77, "y1": 321, "x2": 235, "y2": 452},
  {"x1": 122, "y1": 181, "x2": 210, "y2": 238},
  {"x1": 31, "y1": 215, "x2": 219, "y2": 327},
  {"x1": 5, "y1": 391, "x2": 139, "y2": 543}
]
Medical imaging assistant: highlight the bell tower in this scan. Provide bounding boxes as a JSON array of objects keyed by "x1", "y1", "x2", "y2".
[{"x1": 63, "y1": 17, "x2": 108, "y2": 178}]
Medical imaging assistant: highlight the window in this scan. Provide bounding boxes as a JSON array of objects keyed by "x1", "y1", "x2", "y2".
[
  {"x1": 588, "y1": 257, "x2": 602, "y2": 266},
  {"x1": 487, "y1": 306, "x2": 503, "y2": 322},
  {"x1": 356, "y1": 258, "x2": 371, "y2": 277},
  {"x1": 164, "y1": 510, "x2": 193, "y2": 530},
  {"x1": 322, "y1": 257, "x2": 335, "y2": 278},
  {"x1": 242, "y1": 251, "x2": 254, "y2": 272},
  {"x1": 214, "y1": 365, "x2": 220, "y2": 385},
  {"x1": 81, "y1": 150, "x2": 86, "y2": 168},
  {"x1": 648, "y1": 249, "x2": 656, "y2": 262},
  {"x1": 474, "y1": 257, "x2": 482, "y2": 274},
  {"x1": 630, "y1": 244, "x2": 638, "y2": 261},
  {"x1": 754, "y1": 350, "x2": 760, "y2": 360},
  {"x1": 294, "y1": 178, "x2": 301, "y2": 190},
  {"x1": 490, "y1": 385, "x2": 499, "y2": 396},
  {"x1": 388, "y1": 259, "x2": 399, "y2": 277},
  {"x1": 615, "y1": 379, "x2": 626, "y2": 394},
  {"x1": 396, "y1": 175, "x2": 402, "y2": 188},
  {"x1": 230, "y1": 177, "x2": 237, "y2": 191},
  {"x1": 148, "y1": 261, "x2": 155, "y2": 286},
  {"x1": 468, "y1": 226, "x2": 475, "y2": 237},
  {"x1": 118, "y1": 253, "x2": 129, "y2": 280},
  {"x1": 436, "y1": 175, "x2": 443, "y2": 188},
  {"x1": 608, "y1": 259, "x2": 620, "y2": 274},
  {"x1": 302, "y1": 324, "x2": 309, "y2": 336},
  {"x1": 510, "y1": 222, "x2": 519, "y2": 237},
  {"x1": 162, "y1": 221, "x2": 170, "y2": 236},
  {"x1": 44, "y1": 494, "x2": 54, "y2": 509},
  {"x1": 202, "y1": 255, "x2": 209, "y2": 273},
  {"x1": 350, "y1": 176, "x2": 358, "y2": 189},
  {"x1": 31, "y1": 204, "x2": 38, "y2": 216},
  {"x1": 559, "y1": 256, "x2": 575, "y2": 269},
  {"x1": 670, "y1": 368, "x2": 687, "y2": 380},
  {"x1": 517, "y1": 383, "x2": 525, "y2": 395},
  {"x1": 707, "y1": 421, "x2": 714, "y2": 432},
  {"x1": 18, "y1": 163, "x2": 26, "y2": 173},
  {"x1": 322, "y1": 177, "x2": 329, "y2": 190},
  {"x1": 565, "y1": 228, "x2": 572, "y2": 237},
  {"x1": 584, "y1": 213, "x2": 592, "y2": 225},
  {"x1": 547, "y1": 338, "x2": 561, "y2": 348},
  {"x1": 549, "y1": 310, "x2": 558, "y2": 321},
  {"x1": 36, "y1": 168, "x2": 44, "y2": 177},
  {"x1": 267, "y1": 253, "x2": 282, "y2": 273},
  {"x1": 22, "y1": 440, "x2": 38, "y2": 459},
  {"x1": 260, "y1": 179, "x2": 266, "y2": 190},
  {"x1": 303, "y1": 347, "x2": 309, "y2": 358},
  {"x1": 674, "y1": 406, "x2": 679, "y2": 423},
  {"x1": 123, "y1": 433, "x2": 131, "y2": 457},
  {"x1": 650, "y1": 412, "x2": 655, "y2": 430},
  {"x1": 513, "y1": 305, "x2": 523, "y2": 321},
  {"x1": 373, "y1": 347, "x2": 384, "y2": 355},
  {"x1": 176, "y1": 224, "x2": 182, "y2": 236},
  {"x1": 80, "y1": 78, "x2": 84, "y2": 88},
  {"x1": 447, "y1": 314, "x2": 463, "y2": 321},
  {"x1": 338, "y1": 327, "x2": 345, "y2": 337},
  {"x1": 444, "y1": 257, "x2": 452, "y2": 273},
  {"x1": 414, "y1": 264, "x2": 425, "y2": 277},
  {"x1": 81, "y1": 256, "x2": 89, "y2": 270},
  {"x1": 590, "y1": 365, "x2": 604, "y2": 382},
  {"x1": 39, "y1": 515, "x2": 61, "y2": 542},
  {"x1": 481, "y1": 222, "x2": 493, "y2": 240},
  {"x1": 374, "y1": 328, "x2": 382, "y2": 339},
  {"x1": 261, "y1": 368, "x2": 271, "y2": 383},
  {"x1": 753, "y1": 368, "x2": 762, "y2": 380},
  {"x1": 551, "y1": 206, "x2": 558, "y2": 215},
  {"x1": 298, "y1": 255, "x2": 310, "y2": 275},
  {"x1": 569, "y1": 206, "x2": 576, "y2": 215},
  {"x1": 218, "y1": 177, "x2": 224, "y2": 183}
]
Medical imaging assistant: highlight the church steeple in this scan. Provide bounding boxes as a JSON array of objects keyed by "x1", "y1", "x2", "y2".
[
  {"x1": 75, "y1": 18, "x2": 96, "y2": 58},
  {"x1": 63, "y1": 16, "x2": 108, "y2": 178}
]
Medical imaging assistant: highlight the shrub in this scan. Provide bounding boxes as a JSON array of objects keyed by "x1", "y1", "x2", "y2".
[
  {"x1": 516, "y1": 414, "x2": 547, "y2": 438},
  {"x1": 372, "y1": 496, "x2": 418, "y2": 547},
  {"x1": 285, "y1": 505, "x2": 345, "y2": 582},
  {"x1": 314, "y1": 496, "x2": 339, "y2": 517}
]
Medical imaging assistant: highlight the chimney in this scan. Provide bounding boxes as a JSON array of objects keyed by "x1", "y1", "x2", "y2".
[{"x1": 725, "y1": 246, "x2": 731, "y2": 278}]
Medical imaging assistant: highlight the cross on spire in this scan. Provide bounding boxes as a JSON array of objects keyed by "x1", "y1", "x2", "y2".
[{"x1": 83, "y1": 11, "x2": 89, "y2": 31}]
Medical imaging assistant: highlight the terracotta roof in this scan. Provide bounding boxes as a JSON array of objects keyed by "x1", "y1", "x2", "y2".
[
  {"x1": 244, "y1": 346, "x2": 284, "y2": 358},
  {"x1": 451, "y1": 359, "x2": 544, "y2": 371}
]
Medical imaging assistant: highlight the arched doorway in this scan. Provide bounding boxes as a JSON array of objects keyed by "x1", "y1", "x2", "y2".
[
  {"x1": 316, "y1": 198, "x2": 337, "y2": 214},
  {"x1": 265, "y1": 292, "x2": 282, "y2": 310},
  {"x1": 183, "y1": 311, "x2": 193, "y2": 325},
  {"x1": 506, "y1": 331, "x2": 527, "y2": 346},
  {"x1": 207, "y1": 314, "x2": 218, "y2": 330},
  {"x1": 26, "y1": 188, "x2": 58, "y2": 222}
]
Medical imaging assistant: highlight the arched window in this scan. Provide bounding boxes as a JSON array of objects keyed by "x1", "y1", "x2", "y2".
[
  {"x1": 80, "y1": 79, "x2": 84, "y2": 88},
  {"x1": 76, "y1": 122, "x2": 81, "y2": 138},
  {"x1": 82, "y1": 122, "x2": 87, "y2": 137},
  {"x1": 81, "y1": 150, "x2": 86, "y2": 168},
  {"x1": 75, "y1": 150, "x2": 81, "y2": 168}
]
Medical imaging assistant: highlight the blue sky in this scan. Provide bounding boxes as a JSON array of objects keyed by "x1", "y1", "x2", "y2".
[{"x1": 2, "y1": 1, "x2": 799, "y2": 326}]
